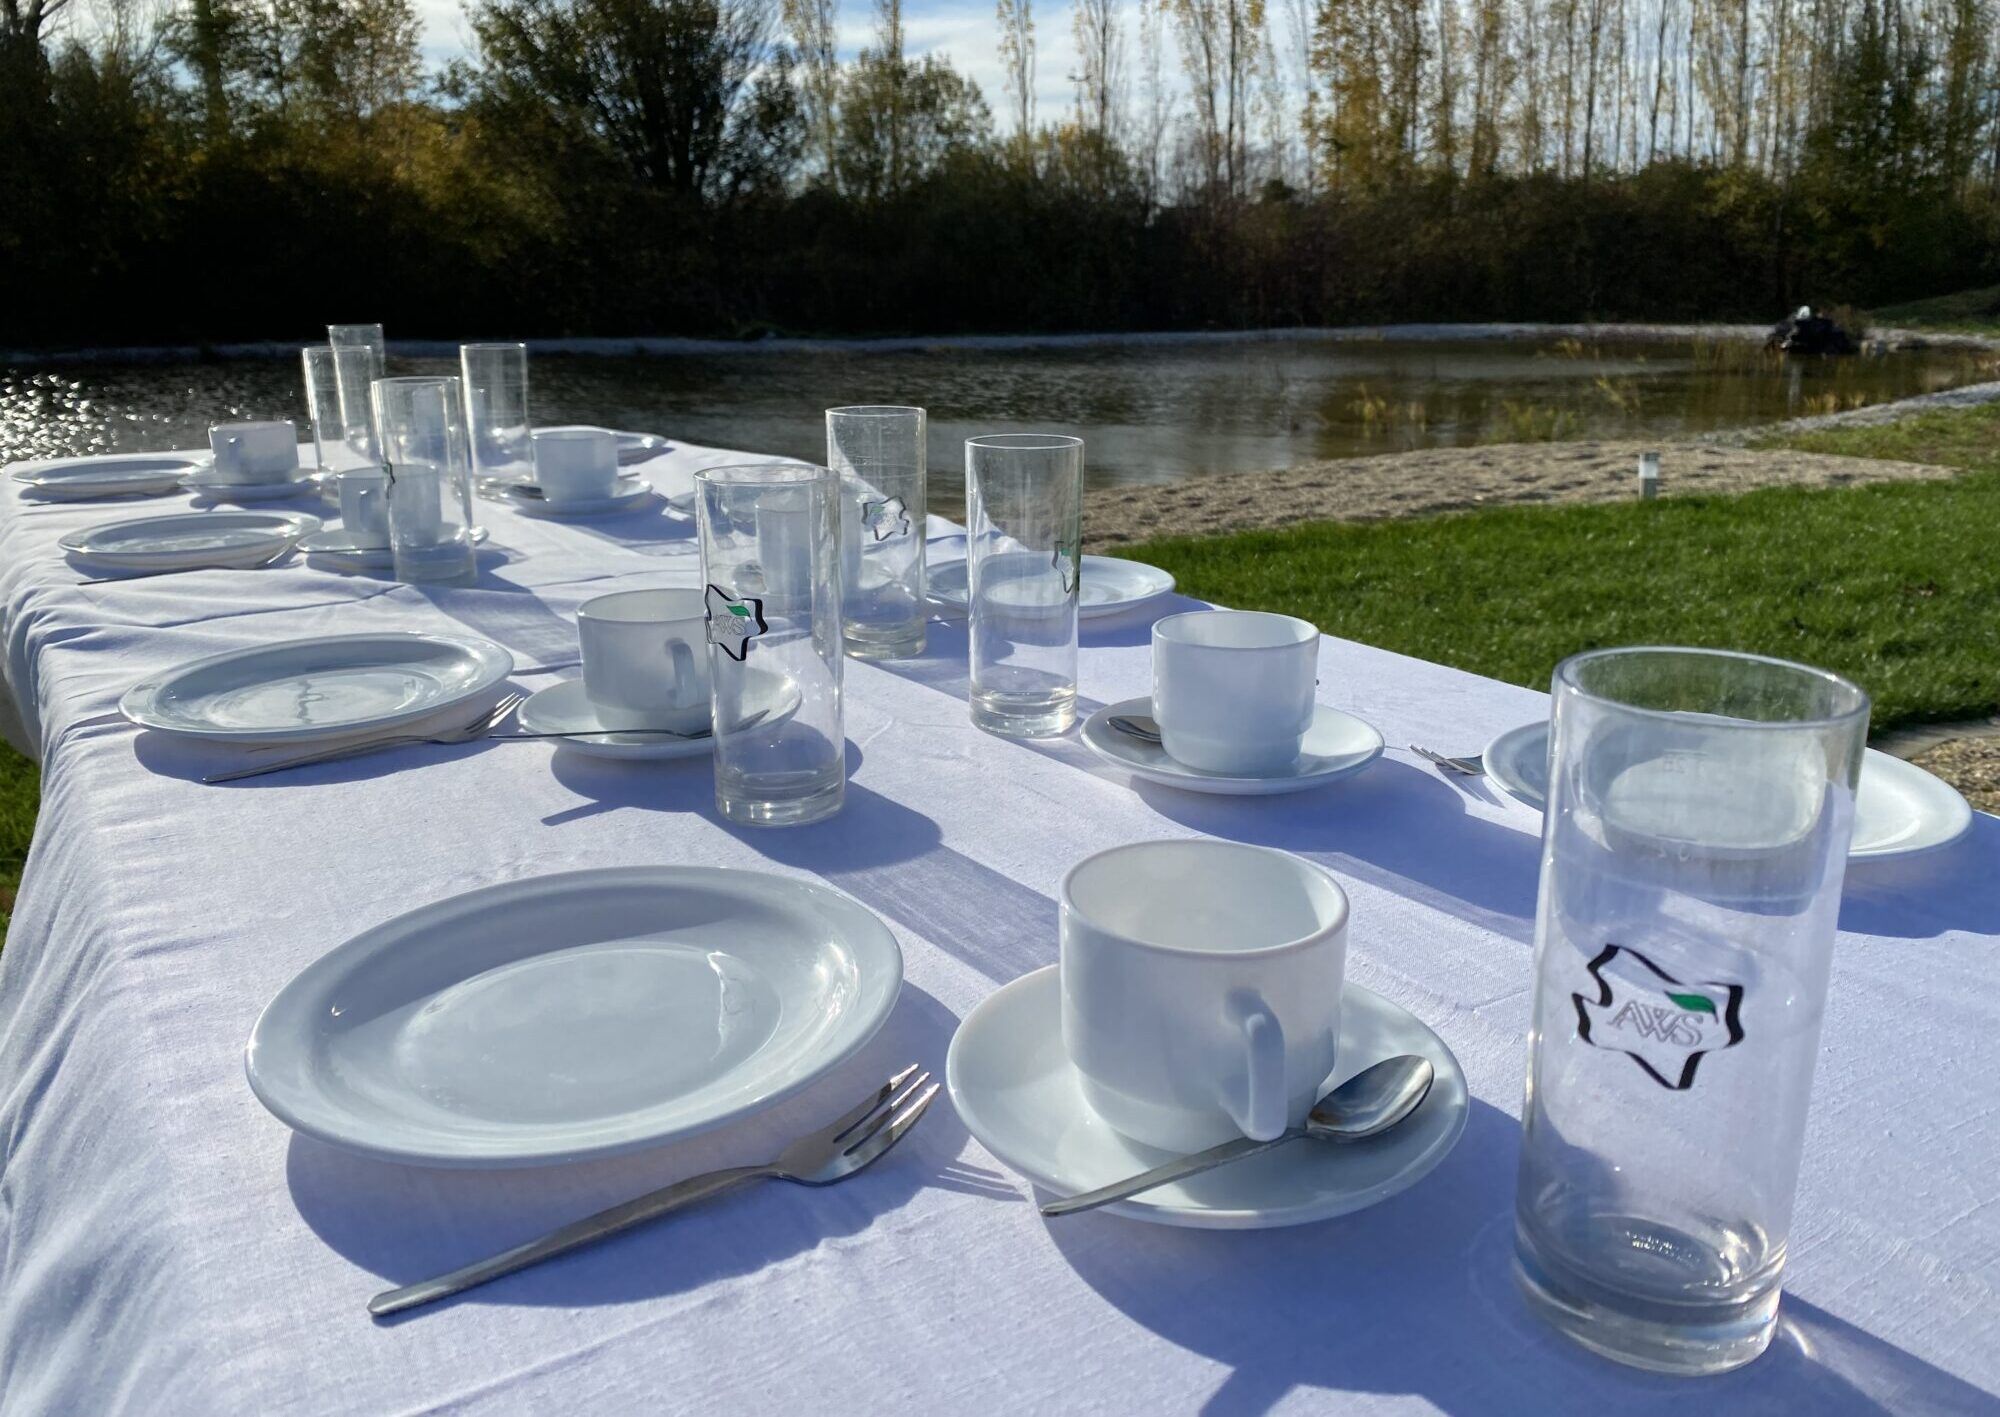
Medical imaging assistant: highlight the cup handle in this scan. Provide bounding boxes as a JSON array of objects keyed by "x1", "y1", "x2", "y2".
[
  {"x1": 1225, "y1": 991, "x2": 1288, "y2": 1141},
  {"x1": 666, "y1": 639, "x2": 701, "y2": 709}
]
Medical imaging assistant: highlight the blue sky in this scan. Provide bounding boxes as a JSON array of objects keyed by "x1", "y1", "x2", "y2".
[{"x1": 413, "y1": 0, "x2": 1091, "y2": 128}]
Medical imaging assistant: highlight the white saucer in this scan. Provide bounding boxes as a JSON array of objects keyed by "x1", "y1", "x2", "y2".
[
  {"x1": 247, "y1": 866, "x2": 903, "y2": 1167},
  {"x1": 121, "y1": 631, "x2": 514, "y2": 745},
  {"x1": 1481, "y1": 721, "x2": 1974, "y2": 861},
  {"x1": 496, "y1": 474, "x2": 654, "y2": 517},
  {"x1": 514, "y1": 671, "x2": 801, "y2": 760},
  {"x1": 537, "y1": 425, "x2": 671, "y2": 466},
  {"x1": 61, "y1": 510, "x2": 320, "y2": 572},
  {"x1": 183, "y1": 467, "x2": 322, "y2": 502},
  {"x1": 300, "y1": 524, "x2": 489, "y2": 571},
  {"x1": 929, "y1": 555, "x2": 1176, "y2": 620},
  {"x1": 947, "y1": 965, "x2": 1468, "y2": 1228},
  {"x1": 13, "y1": 453, "x2": 207, "y2": 500},
  {"x1": 1082, "y1": 697, "x2": 1385, "y2": 795}
]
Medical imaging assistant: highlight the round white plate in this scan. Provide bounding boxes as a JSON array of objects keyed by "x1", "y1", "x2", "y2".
[
  {"x1": 1082, "y1": 696, "x2": 1385, "y2": 796},
  {"x1": 13, "y1": 453, "x2": 207, "y2": 500},
  {"x1": 496, "y1": 474, "x2": 654, "y2": 518},
  {"x1": 61, "y1": 510, "x2": 320, "y2": 572},
  {"x1": 247, "y1": 866, "x2": 903, "y2": 1167},
  {"x1": 183, "y1": 467, "x2": 321, "y2": 502},
  {"x1": 538, "y1": 425, "x2": 672, "y2": 466},
  {"x1": 929, "y1": 555, "x2": 1176, "y2": 620},
  {"x1": 515, "y1": 671, "x2": 802, "y2": 760},
  {"x1": 1482, "y1": 721, "x2": 1974, "y2": 861},
  {"x1": 300, "y1": 524, "x2": 488, "y2": 571},
  {"x1": 948, "y1": 965, "x2": 1467, "y2": 1228},
  {"x1": 121, "y1": 631, "x2": 514, "y2": 745}
]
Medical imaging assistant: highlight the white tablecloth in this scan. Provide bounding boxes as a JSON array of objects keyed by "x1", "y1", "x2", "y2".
[{"x1": 1, "y1": 444, "x2": 1996, "y2": 1416}]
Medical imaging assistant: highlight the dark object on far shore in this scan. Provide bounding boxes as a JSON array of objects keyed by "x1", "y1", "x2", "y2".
[{"x1": 1768, "y1": 306, "x2": 1860, "y2": 355}]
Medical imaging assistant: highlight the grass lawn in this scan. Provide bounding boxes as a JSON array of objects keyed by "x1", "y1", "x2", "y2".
[
  {"x1": 0, "y1": 743, "x2": 35, "y2": 938},
  {"x1": 1126, "y1": 403, "x2": 2000, "y2": 734},
  {"x1": 1873, "y1": 284, "x2": 2000, "y2": 336}
]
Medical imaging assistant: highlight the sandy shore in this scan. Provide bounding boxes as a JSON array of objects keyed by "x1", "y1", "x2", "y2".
[{"x1": 1085, "y1": 438, "x2": 1957, "y2": 549}]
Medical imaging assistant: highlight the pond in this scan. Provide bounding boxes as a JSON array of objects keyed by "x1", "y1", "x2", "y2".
[{"x1": 3, "y1": 335, "x2": 1991, "y2": 490}]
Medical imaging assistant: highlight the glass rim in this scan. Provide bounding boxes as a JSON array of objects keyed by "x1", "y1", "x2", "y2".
[
  {"x1": 301, "y1": 346, "x2": 335, "y2": 366},
  {"x1": 827, "y1": 405, "x2": 925, "y2": 419},
  {"x1": 694, "y1": 462, "x2": 830, "y2": 487},
  {"x1": 965, "y1": 433, "x2": 1083, "y2": 451},
  {"x1": 372, "y1": 375, "x2": 460, "y2": 393},
  {"x1": 460, "y1": 341, "x2": 528, "y2": 355},
  {"x1": 1554, "y1": 645, "x2": 1871, "y2": 730}
]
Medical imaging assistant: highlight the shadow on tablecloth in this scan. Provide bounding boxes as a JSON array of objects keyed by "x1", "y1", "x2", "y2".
[
  {"x1": 1044, "y1": 1096, "x2": 1967, "y2": 1416},
  {"x1": 286, "y1": 981, "x2": 1007, "y2": 1316}
]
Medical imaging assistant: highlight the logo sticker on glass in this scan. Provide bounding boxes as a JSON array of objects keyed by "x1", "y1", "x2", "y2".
[
  {"x1": 861, "y1": 495, "x2": 910, "y2": 542},
  {"x1": 704, "y1": 583, "x2": 768, "y2": 661},
  {"x1": 1053, "y1": 536, "x2": 1080, "y2": 595},
  {"x1": 1572, "y1": 944, "x2": 1744, "y2": 1091}
]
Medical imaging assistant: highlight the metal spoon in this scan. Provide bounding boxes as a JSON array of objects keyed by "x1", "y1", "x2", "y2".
[
  {"x1": 1039, "y1": 1054, "x2": 1435, "y2": 1218},
  {"x1": 1107, "y1": 712, "x2": 1163, "y2": 744}
]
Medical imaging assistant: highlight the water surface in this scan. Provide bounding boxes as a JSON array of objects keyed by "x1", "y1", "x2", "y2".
[{"x1": 4, "y1": 336, "x2": 1989, "y2": 488}]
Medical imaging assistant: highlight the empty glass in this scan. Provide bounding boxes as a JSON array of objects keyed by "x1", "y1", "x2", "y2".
[
  {"x1": 461, "y1": 342, "x2": 532, "y2": 487},
  {"x1": 827, "y1": 405, "x2": 927, "y2": 658},
  {"x1": 964, "y1": 434, "x2": 1082, "y2": 737},
  {"x1": 328, "y1": 331, "x2": 384, "y2": 466},
  {"x1": 695, "y1": 463, "x2": 845, "y2": 827},
  {"x1": 1514, "y1": 647, "x2": 1869, "y2": 1375},
  {"x1": 370, "y1": 376, "x2": 479, "y2": 586},
  {"x1": 301, "y1": 347, "x2": 377, "y2": 473}
]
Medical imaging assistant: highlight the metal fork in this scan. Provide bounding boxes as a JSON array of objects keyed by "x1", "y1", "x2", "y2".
[
  {"x1": 368, "y1": 1063, "x2": 940, "y2": 1318},
  {"x1": 1410, "y1": 744, "x2": 1485, "y2": 776},
  {"x1": 201, "y1": 693, "x2": 526, "y2": 783}
]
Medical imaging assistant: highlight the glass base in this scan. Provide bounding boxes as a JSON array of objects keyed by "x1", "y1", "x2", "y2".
[
  {"x1": 716, "y1": 776, "x2": 844, "y2": 828},
  {"x1": 1514, "y1": 1221, "x2": 1780, "y2": 1376},
  {"x1": 844, "y1": 627, "x2": 925, "y2": 661},
  {"x1": 971, "y1": 687, "x2": 1075, "y2": 738}
]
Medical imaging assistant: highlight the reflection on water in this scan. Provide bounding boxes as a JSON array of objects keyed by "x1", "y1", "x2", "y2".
[{"x1": 4, "y1": 337, "x2": 1991, "y2": 489}]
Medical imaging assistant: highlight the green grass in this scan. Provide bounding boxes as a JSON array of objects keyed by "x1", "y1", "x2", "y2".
[
  {"x1": 0, "y1": 742, "x2": 36, "y2": 939},
  {"x1": 1872, "y1": 284, "x2": 2000, "y2": 335},
  {"x1": 1128, "y1": 404, "x2": 2000, "y2": 734}
]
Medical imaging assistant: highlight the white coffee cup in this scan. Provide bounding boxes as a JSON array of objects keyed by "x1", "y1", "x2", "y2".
[
  {"x1": 577, "y1": 588, "x2": 710, "y2": 732},
  {"x1": 208, "y1": 420, "x2": 298, "y2": 484},
  {"x1": 1061, "y1": 839, "x2": 1348, "y2": 1152},
  {"x1": 1153, "y1": 610, "x2": 1318, "y2": 774},
  {"x1": 336, "y1": 468, "x2": 391, "y2": 548},
  {"x1": 532, "y1": 429, "x2": 619, "y2": 504}
]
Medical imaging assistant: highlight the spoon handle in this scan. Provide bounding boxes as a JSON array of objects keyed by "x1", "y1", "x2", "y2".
[{"x1": 1039, "y1": 1130, "x2": 1302, "y2": 1218}]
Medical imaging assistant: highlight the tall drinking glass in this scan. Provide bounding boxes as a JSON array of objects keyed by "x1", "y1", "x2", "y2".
[
  {"x1": 964, "y1": 434, "x2": 1082, "y2": 737},
  {"x1": 1514, "y1": 647, "x2": 1869, "y2": 1375},
  {"x1": 371, "y1": 376, "x2": 478, "y2": 586},
  {"x1": 328, "y1": 330, "x2": 384, "y2": 466},
  {"x1": 827, "y1": 406, "x2": 927, "y2": 659},
  {"x1": 461, "y1": 342, "x2": 532, "y2": 487},
  {"x1": 695, "y1": 464, "x2": 845, "y2": 826},
  {"x1": 301, "y1": 348, "x2": 376, "y2": 473}
]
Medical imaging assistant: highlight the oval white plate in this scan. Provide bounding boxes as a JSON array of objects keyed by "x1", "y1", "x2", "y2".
[
  {"x1": 1082, "y1": 696, "x2": 1384, "y2": 796},
  {"x1": 1482, "y1": 720, "x2": 1974, "y2": 861},
  {"x1": 515, "y1": 671, "x2": 802, "y2": 760},
  {"x1": 497, "y1": 474, "x2": 654, "y2": 518},
  {"x1": 300, "y1": 524, "x2": 488, "y2": 571},
  {"x1": 948, "y1": 965, "x2": 1467, "y2": 1228},
  {"x1": 121, "y1": 631, "x2": 514, "y2": 745},
  {"x1": 929, "y1": 555, "x2": 1176, "y2": 620},
  {"x1": 183, "y1": 466, "x2": 320, "y2": 502},
  {"x1": 538, "y1": 425, "x2": 672, "y2": 466},
  {"x1": 247, "y1": 866, "x2": 903, "y2": 1167},
  {"x1": 13, "y1": 453, "x2": 206, "y2": 500},
  {"x1": 61, "y1": 510, "x2": 320, "y2": 571}
]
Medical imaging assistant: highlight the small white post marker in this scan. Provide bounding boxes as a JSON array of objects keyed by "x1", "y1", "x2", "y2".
[{"x1": 1638, "y1": 450, "x2": 1661, "y2": 500}]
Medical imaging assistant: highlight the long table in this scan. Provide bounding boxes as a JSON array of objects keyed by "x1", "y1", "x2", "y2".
[{"x1": 2, "y1": 442, "x2": 1996, "y2": 1415}]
